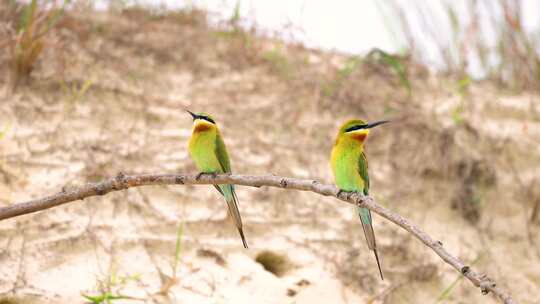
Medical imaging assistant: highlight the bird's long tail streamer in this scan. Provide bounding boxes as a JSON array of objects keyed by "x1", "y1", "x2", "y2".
[
  {"x1": 224, "y1": 185, "x2": 248, "y2": 249},
  {"x1": 358, "y1": 206, "x2": 384, "y2": 280}
]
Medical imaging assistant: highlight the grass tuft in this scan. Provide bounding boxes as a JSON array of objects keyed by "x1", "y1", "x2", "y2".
[
  {"x1": 8, "y1": 0, "x2": 67, "y2": 90},
  {"x1": 60, "y1": 77, "x2": 94, "y2": 106},
  {"x1": 388, "y1": 0, "x2": 540, "y2": 91},
  {"x1": 367, "y1": 48, "x2": 411, "y2": 95},
  {"x1": 82, "y1": 265, "x2": 142, "y2": 304}
]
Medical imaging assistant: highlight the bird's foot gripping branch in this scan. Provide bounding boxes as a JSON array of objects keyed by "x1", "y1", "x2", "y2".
[{"x1": 0, "y1": 173, "x2": 516, "y2": 304}]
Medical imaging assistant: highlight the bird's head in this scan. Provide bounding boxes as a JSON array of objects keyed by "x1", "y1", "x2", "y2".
[
  {"x1": 186, "y1": 110, "x2": 217, "y2": 132},
  {"x1": 337, "y1": 119, "x2": 389, "y2": 143}
]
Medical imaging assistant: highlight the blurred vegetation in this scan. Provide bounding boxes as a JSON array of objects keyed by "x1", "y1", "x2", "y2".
[
  {"x1": 157, "y1": 222, "x2": 185, "y2": 296},
  {"x1": 435, "y1": 255, "x2": 482, "y2": 303},
  {"x1": 383, "y1": 0, "x2": 540, "y2": 91},
  {"x1": 3, "y1": 0, "x2": 539, "y2": 94},
  {"x1": 81, "y1": 267, "x2": 141, "y2": 304},
  {"x1": 3, "y1": 0, "x2": 68, "y2": 90},
  {"x1": 262, "y1": 46, "x2": 294, "y2": 79},
  {"x1": 366, "y1": 49, "x2": 411, "y2": 95},
  {"x1": 60, "y1": 77, "x2": 94, "y2": 105}
]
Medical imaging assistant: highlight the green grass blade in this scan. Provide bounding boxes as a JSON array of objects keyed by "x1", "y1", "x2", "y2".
[
  {"x1": 19, "y1": 0, "x2": 38, "y2": 32},
  {"x1": 82, "y1": 292, "x2": 135, "y2": 304}
]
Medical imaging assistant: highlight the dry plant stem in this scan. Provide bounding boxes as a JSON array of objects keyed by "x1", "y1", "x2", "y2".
[{"x1": 0, "y1": 173, "x2": 515, "y2": 304}]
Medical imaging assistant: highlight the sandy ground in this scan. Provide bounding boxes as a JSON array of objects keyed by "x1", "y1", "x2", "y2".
[{"x1": 0, "y1": 5, "x2": 540, "y2": 304}]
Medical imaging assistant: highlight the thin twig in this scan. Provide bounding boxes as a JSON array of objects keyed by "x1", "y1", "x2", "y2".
[{"x1": 0, "y1": 173, "x2": 516, "y2": 304}]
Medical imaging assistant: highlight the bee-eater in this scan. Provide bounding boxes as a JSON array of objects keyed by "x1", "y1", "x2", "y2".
[
  {"x1": 187, "y1": 110, "x2": 248, "y2": 248},
  {"x1": 330, "y1": 119, "x2": 389, "y2": 280}
]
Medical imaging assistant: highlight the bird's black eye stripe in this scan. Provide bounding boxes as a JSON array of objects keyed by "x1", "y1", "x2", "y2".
[
  {"x1": 345, "y1": 124, "x2": 367, "y2": 132},
  {"x1": 199, "y1": 116, "x2": 215, "y2": 124}
]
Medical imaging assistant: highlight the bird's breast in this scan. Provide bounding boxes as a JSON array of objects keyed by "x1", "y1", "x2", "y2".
[
  {"x1": 331, "y1": 141, "x2": 365, "y2": 192},
  {"x1": 188, "y1": 131, "x2": 222, "y2": 172},
  {"x1": 189, "y1": 130, "x2": 215, "y2": 151}
]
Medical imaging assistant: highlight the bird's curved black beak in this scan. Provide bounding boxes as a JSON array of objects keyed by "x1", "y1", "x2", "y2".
[
  {"x1": 186, "y1": 110, "x2": 198, "y2": 120},
  {"x1": 366, "y1": 120, "x2": 390, "y2": 129}
]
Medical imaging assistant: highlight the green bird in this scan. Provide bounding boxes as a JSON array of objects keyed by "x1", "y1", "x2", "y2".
[
  {"x1": 330, "y1": 119, "x2": 389, "y2": 280},
  {"x1": 187, "y1": 110, "x2": 248, "y2": 248}
]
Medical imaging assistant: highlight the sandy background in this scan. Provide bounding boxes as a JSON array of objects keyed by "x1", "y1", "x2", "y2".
[{"x1": 1, "y1": 4, "x2": 540, "y2": 304}]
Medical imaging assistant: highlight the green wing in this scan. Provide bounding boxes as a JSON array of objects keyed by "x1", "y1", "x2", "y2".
[
  {"x1": 214, "y1": 133, "x2": 231, "y2": 173},
  {"x1": 357, "y1": 152, "x2": 383, "y2": 278},
  {"x1": 212, "y1": 133, "x2": 232, "y2": 195},
  {"x1": 358, "y1": 151, "x2": 370, "y2": 195},
  {"x1": 213, "y1": 132, "x2": 247, "y2": 248}
]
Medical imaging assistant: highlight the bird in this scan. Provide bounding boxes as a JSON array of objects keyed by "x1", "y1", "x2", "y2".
[
  {"x1": 330, "y1": 119, "x2": 389, "y2": 280},
  {"x1": 187, "y1": 110, "x2": 248, "y2": 248}
]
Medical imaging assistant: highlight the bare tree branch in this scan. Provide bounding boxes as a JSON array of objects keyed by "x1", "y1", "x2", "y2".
[{"x1": 0, "y1": 173, "x2": 516, "y2": 304}]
